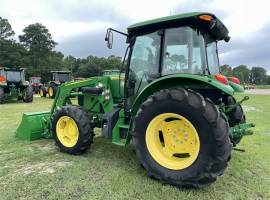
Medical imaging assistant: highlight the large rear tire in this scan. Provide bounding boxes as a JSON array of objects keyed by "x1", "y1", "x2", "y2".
[
  {"x1": 52, "y1": 105, "x2": 93, "y2": 155},
  {"x1": 132, "y1": 89, "x2": 232, "y2": 188},
  {"x1": 0, "y1": 87, "x2": 4, "y2": 103},
  {"x1": 23, "y1": 86, "x2": 33, "y2": 103}
]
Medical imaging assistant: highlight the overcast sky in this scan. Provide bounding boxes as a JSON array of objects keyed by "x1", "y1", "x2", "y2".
[{"x1": 0, "y1": 0, "x2": 269, "y2": 71}]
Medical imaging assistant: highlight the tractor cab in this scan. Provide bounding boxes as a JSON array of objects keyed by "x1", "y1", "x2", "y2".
[
  {"x1": 106, "y1": 12, "x2": 231, "y2": 104},
  {"x1": 0, "y1": 67, "x2": 26, "y2": 87},
  {"x1": 51, "y1": 71, "x2": 71, "y2": 84}
]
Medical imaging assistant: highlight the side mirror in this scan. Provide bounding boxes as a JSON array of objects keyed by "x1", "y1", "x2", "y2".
[{"x1": 105, "y1": 28, "x2": 113, "y2": 49}]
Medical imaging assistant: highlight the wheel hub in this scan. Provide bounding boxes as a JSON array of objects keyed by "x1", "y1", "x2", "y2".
[
  {"x1": 56, "y1": 116, "x2": 79, "y2": 147},
  {"x1": 146, "y1": 113, "x2": 200, "y2": 170}
]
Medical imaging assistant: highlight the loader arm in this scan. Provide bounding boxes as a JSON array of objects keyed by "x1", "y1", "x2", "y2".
[
  {"x1": 16, "y1": 77, "x2": 113, "y2": 140},
  {"x1": 50, "y1": 78, "x2": 102, "y2": 115}
]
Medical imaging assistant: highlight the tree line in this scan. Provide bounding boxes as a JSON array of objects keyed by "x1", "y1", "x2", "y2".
[
  {"x1": 0, "y1": 16, "x2": 269, "y2": 85},
  {"x1": 0, "y1": 17, "x2": 122, "y2": 82},
  {"x1": 220, "y1": 65, "x2": 270, "y2": 85}
]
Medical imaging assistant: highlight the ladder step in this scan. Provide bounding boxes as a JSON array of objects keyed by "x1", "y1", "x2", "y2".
[{"x1": 112, "y1": 139, "x2": 126, "y2": 146}]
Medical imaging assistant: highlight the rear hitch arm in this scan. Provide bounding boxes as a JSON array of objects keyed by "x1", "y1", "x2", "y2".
[{"x1": 225, "y1": 96, "x2": 249, "y2": 114}]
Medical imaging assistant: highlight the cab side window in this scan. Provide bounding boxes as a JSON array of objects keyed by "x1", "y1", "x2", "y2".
[{"x1": 129, "y1": 32, "x2": 161, "y2": 94}]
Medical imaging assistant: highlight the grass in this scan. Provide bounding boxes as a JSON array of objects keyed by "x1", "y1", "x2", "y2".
[
  {"x1": 255, "y1": 85, "x2": 270, "y2": 89},
  {"x1": 0, "y1": 94, "x2": 270, "y2": 200}
]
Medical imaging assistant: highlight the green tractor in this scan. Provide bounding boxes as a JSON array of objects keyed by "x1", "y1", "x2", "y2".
[
  {"x1": 102, "y1": 69, "x2": 120, "y2": 76},
  {"x1": 40, "y1": 71, "x2": 72, "y2": 98},
  {"x1": 0, "y1": 67, "x2": 33, "y2": 103},
  {"x1": 16, "y1": 12, "x2": 254, "y2": 187}
]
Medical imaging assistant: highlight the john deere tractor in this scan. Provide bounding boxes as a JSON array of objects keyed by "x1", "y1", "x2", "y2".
[
  {"x1": 16, "y1": 12, "x2": 254, "y2": 187},
  {"x1": 40, "y1": 71, "x2": 71, "y2": 98},
  {"x1": 102, "y1": 69, "x2": 120, "y2": 76},
  {"x1": 0, "y1": 67, "x2": 33, "y2": 103}
]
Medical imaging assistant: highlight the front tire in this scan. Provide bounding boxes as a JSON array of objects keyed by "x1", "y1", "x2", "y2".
[
  {"x1": 40, "y1": 86, "x2": 47, "y2": 97},
  {"x1": 132, "y1": 89, "x2": 232, "y2": 188},
  {"x1": 48, "y1": 84, "x2": 57, "y2": 98},
  {"x1": 52, "y1": 105, "x2": 93, "y2": 154},
  {"x1": 23, "y1": 86, "x2": 33, "y2": 103}
]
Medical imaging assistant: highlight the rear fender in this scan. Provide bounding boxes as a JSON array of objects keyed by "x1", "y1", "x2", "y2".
[
  {"x1": 130, "y1": 74, "x2": 234, "y2": 117},
  {"x1": 124, "y1": 74, "x2": 234, "y2": 144}
]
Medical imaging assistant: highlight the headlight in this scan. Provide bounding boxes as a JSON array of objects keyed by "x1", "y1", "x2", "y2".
[
  {"x1": 97, "y1": 82, "x2": 103, "y2": 88},
  {"x1": 103, "y1": 89, "x2": 110, "y2": 100}
]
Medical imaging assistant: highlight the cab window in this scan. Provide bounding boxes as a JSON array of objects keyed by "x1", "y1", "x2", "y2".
[
  {"x1": 162, "y1": 27, "x2": 205, "y2": 75},
  {"x1": 129, "y1": 32, "x2": 161, "y2": 94}
]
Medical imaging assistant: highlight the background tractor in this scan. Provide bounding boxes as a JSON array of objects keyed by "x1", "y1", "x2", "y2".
[
  {"x1": 16, "y1": 12, "x2": 254, "y2": 187},
  {"x1": 40, "y1": 71, "x2": 72, "y2": 98},
  {"x1": 29, "y1": 76, "x2": 42, "y2": 94},
  {"x1": 0, "y1": 67, "x2": 33, "y2": 103},
  {"x1": 102, "y1": 69, "x2": 120, "y2": 76}
]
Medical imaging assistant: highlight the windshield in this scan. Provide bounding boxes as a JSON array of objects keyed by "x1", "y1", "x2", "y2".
[
  {"x1": 54, "y1": 73, "x2": 70, "y2": 82},
  {"x1": 31, "y1": 78, "x2": 40, "y2": 83},
  {"x1": 205, "y1": 35, "x2": 220, "y2": 74},
  {"x1": 6, "y1": 71, "x2": 23, "y2": 82},
  {"x1": 162, "y1": 27, "x2": 206, "y2": 75},
  {"x1": 0, "y1": 70, "x2": 4, "y2": 76}
]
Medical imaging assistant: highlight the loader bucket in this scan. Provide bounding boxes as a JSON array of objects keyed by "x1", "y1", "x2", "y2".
[{"x1": 16, "y1": 111, "x2": 51, "y2": 140}]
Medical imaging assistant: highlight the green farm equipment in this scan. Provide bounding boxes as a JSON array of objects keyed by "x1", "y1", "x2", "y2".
[
  {"x1": 40, "y1": 71, "x2": 72, "y2": 98},
  {"x1": 0, "y1": 67, "x2": 33, "y2": 103},
  {"x1": 102, "y1": 69, "x2": 120, "y2": 76},
  {"x1": 16, "y1": 12, "x2": 254, "y2": 187}
]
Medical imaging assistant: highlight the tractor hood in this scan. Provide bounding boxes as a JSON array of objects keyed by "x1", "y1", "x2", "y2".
[{"x1": 128, "y1": 12, "x2": 230, "y2": 42}]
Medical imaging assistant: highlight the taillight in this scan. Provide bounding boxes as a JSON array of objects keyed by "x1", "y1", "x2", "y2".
[
  {"x1": 229, "y1": 77, "x2": 240, "y2": 84},
  {"x1": 0, "y1": 75, "x2": 6, "y2": 83},
  {"x1": 214, "y1": 74, "x2": 228, "y2": 85}
]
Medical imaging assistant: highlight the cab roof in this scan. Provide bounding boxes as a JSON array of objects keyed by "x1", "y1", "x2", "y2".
[
  {"x1": 0, "y1": 67, "x2": 24, "y2": 71},
  {"x1": 127, "y1": 12, "x2": 230, "y2": 41}
]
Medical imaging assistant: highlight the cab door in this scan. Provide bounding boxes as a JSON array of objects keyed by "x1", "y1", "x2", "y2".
[{"x1": 125, "y1": 31, "x2": 161, "y2": 110}]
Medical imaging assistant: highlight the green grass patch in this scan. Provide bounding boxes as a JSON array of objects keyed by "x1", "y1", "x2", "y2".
[
  {"x1": 255, "y1": 85, "x2": 270, "y2": 89},
  {"x1": 0, "y1": 95, "x2": 269, "y2": 200}
]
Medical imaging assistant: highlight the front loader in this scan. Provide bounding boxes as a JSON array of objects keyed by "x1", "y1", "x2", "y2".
[{"x1": 16, "y1": 12, "x2": 254, "y2": 187}]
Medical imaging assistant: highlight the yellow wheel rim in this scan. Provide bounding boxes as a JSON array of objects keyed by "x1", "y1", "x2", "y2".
[
  {"x1": 146, "y1": 113, "x2": 200, "y2": 170},
  {"x1": 56, "y1": 116, "x2": 79, "y2": 147},
  {"x1": 48, "y1": 87, "x2": 53, "y2": 97},
  {"x1": 40, "y1": 89, "x2": 43, "y2": 97}
]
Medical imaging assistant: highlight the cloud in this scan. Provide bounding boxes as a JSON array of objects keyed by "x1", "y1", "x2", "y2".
[
  {"x1": 219, "y1": 23, "x2": 270, "y2": 70},
  {"x1": 56, "y1": 29, "x2": 128, "y2": 58},
  {"x1": 0, "y1": 0, "x2": 269, "y2": 70}
]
